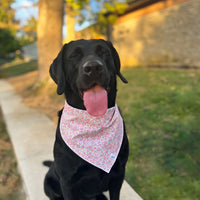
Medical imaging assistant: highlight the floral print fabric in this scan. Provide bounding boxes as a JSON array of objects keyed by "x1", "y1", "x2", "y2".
[{"x1": 60, "y1": 101, "x2": 124, "y2": 173}]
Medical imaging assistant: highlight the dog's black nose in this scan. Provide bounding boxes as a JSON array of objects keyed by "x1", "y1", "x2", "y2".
[{"x1": 83, "y1": 60, "x2": 103, "y2": 76}]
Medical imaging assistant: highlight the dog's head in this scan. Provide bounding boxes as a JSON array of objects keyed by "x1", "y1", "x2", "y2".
[{"x1": 50, "y1": 39, "x2": 127, "y2": 113}]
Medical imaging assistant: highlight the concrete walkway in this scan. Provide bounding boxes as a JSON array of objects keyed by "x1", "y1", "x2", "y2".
[{"x1": 0, "y1": 79, "x2": 143, "y2": 200}]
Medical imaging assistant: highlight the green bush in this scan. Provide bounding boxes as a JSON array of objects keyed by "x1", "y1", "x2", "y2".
[{"x1": 0, "y1": 28, "x2": 21, "y2": 58}]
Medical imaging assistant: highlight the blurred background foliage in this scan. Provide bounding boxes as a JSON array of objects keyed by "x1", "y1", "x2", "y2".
[
  {"x1": 0, "y1": 0, "x2": 129, "y2": 58},
  {"x1": 0, "y1": 0, "x2": 130, "y2": 81},
  {"x1": 0, "y1": 0, "x2": 37, "y2": 58}
]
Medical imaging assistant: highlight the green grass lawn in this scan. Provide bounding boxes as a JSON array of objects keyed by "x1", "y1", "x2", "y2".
[
  {"x1": 117, "y1": 68, "x2": 200, "y2": 200},
  {"x1": 0, "y1": 60, "x2": 37, "y2": 78}
]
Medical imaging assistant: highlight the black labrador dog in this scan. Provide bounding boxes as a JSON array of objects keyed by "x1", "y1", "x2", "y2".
[{"x1": 44, "y1": 39, "x2": 129, "y2": 200}]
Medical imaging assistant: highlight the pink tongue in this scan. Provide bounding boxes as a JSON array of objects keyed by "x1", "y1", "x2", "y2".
[{"x1": 83, "y1": 85, "x2": 108, "y2": 117}]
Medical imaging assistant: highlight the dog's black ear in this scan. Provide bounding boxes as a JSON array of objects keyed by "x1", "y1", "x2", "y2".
[
  {"x1": 49, "y1": 44, "x2": 67, "y2": 95},
  {"x1": 106, "y1": 41, "x2": 128, "y2": 84}
]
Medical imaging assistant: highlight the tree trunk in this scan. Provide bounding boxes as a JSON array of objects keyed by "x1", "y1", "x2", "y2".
[
  {"x1": 65, "y1": 3, "x2": 75, "y2": 43},
  {"x1": 106, "y1": 23, "x2": 113, "y2": 41},
  {"x1": 37, "y1": 0, "x2": 64, "y2": 83}
]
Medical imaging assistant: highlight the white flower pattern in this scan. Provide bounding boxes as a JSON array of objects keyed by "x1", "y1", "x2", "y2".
[{"x1": 60, "y1": 101, "x2": 124, "y2": 173}]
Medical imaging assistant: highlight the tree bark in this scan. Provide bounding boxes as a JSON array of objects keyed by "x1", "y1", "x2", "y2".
[
  {"x1": 37, "y1": 0, "x2": 64, "y2": 83},
  {"x1": 65, "y1": 3, "x2": 75, "y2": 43}
]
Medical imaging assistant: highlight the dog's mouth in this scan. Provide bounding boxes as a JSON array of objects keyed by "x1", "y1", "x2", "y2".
[{"x1": 78, "y1": 85, "x2": 110, "y2": 117}]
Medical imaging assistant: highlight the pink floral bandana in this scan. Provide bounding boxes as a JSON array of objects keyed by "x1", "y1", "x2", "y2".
[{"x1": 60, "y1": 101, "x2": 124, "y2": 173}]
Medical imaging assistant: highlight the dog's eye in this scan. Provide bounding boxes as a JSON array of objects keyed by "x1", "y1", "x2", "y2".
[{"x1": 69, "y1": 47, "x2": 83, "y2": 59}]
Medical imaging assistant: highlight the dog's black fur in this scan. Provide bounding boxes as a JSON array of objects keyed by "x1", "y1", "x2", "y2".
[{"x1": 44, "y1": 39, "x2": 129, "y2": 200}]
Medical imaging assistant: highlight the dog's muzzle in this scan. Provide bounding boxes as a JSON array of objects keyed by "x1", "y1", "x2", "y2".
[
  {"x1": 82, "y1": 59, "x2": 104, "y2": 79},
  {"x1": 83, "y1": 60, "x2": 103, "y2": 77}
]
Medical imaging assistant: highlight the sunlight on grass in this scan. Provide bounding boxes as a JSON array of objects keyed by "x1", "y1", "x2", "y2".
[
  {"x1": 0, "y1": 60, "x2": 38, "y2": 78},
  {"x1": 117, "y1": 68, "x2": 200, "y2": 200}
]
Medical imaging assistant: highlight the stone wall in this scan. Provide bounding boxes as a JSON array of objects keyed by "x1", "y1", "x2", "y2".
[{"x1": 112, "y1": 0, "x2": 200, "y2": 68}]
